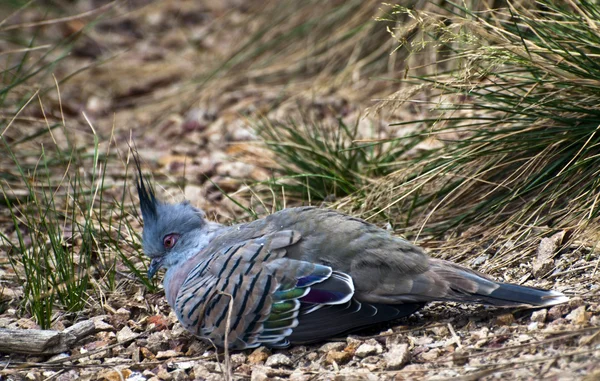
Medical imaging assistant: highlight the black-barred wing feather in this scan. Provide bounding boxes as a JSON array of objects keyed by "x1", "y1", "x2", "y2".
[{"x1": 174, "y1": 230, "x2": 357, "y2": 349}]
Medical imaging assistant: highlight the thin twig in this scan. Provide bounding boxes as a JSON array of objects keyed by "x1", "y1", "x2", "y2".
[
  {"x1": 218, "y1": 291, "x2": 235, "y2": 381},
  {"x1": 447, "y1": 323, "x2": 462, "y2": 349}
]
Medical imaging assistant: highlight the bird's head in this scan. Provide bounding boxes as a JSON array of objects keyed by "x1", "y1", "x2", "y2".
[{"x1": 135, "y1": 159, "x2": 210, "y2": 280}]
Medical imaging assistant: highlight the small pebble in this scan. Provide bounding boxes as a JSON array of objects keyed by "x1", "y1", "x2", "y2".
[
  {"x1": 265, "y1": 353, "x2": 292, "y2": 368},
  {"x1": 98, "y1": 368, "x2": 132, "y2": 381},
  {"x1": 355, "y1": 339, "x2": 383, "y2": 358},
  {"x1": 549, "y1": 317, "x2": 568, "y2": 326},
  {"x1": 421, "y1": 348, "x2": 441, "y2": 361},
  {"x1": 230, "y1": 353, "x2": 247, "y2": 366},
  {"x1": 250, "y1": 367, "x2": 269, "y2": 381},
  {"x1": 155, "y1": 349, "x2": 179, "y2": 359},
  {"x1": 548, "y1": 304, "x2": 570, "y2": 321},
  {"x1": 566, "y1": 306, "x2": 591, "y2": 325},
  {"x1": 306, "y1": 352, "x2": 318, "y2": 361},
  {"x1": 429, "y1": 325, "x2": 450, "y2": 337},
  {"x1": 248, "y1": 347, "x2": 270, "y2": 365},
  {"x1": 289, "y1": 369, "x2": 312, "y2": 381},
  {"x1": 495, "y1": 313, "x2": 515, "y2": 326},
  {"x1": 384, "y1": 343, "x2": 410, "y2": 370},
  {"x1": 174, "y1": 361, "x2": 195, "y2": 370},
  {"x1": 471, "y1": 255, "x2": 488, "y2": 266},
  {"x1": 116, "y1": 326, "x2": 137, "y2": 343},
  {"x1": 452, "y1": 347, "x2": 469, "y2": 366},
  {"x1": 192, "y1": 363, "x2": 213, "y2": 379},
  {"x1": 568, "y1": 297, "x2": 584, "y2": 309},
  {"x1": 531, "y1": 309, "x2": 547, "y2": 323},
  {"x1": 146, "y1": 331, "x2": 171, "y2": 353},
  {"x1": 527, "y1": 322, "x2": 539, "y2": 331},
  {"x1": 170, "y1": 369, "x2": 188, "y2": 381},
  {"x1": 318, "y1": 342, "x2": 346, "y2": 352},
  {"x1": 325, "y1": 350, "x2": 352, "y2": 365}
]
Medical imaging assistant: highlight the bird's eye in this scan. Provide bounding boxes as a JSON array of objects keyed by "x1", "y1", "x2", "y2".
[{"x1": 163, "y1": 233, "x2": 179, "y2": 249}]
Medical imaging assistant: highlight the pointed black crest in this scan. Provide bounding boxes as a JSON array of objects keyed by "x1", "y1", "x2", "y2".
[{"x1": 132, "y1": 147, "x2": 158, "y2": 222}]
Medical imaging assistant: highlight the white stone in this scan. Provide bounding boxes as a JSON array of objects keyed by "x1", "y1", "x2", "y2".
[
  {"x1": 116, "y1": 326, "x2": 137, "y2": 343},
  {"x1": 355, "y1": 340, "x2": 383, "y2": 358},
  {"x1": 385, "y1": 343, "x2": 410, "y2": 370},
  {"x1": 265, "y1": 353, "x2": 292, "y2": 368}
]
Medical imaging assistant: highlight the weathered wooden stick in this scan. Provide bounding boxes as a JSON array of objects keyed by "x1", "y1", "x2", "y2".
[{"x1": 0, "y1": 320, "x2": 95, "y2": 355}]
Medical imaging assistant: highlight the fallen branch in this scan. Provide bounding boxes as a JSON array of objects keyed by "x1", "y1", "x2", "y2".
[{"x1": 0, "y1": 320, "x2": 95, "y2": 355}]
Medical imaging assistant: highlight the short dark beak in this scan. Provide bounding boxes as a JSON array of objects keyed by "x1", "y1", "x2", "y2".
[{"x1": 147, "y1": 257, "x2": 164, "y2": 280}]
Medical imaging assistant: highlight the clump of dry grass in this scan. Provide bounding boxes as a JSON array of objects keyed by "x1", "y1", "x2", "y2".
[
  {"x1": 0, "y1": 3, "x2": 154, "y2": 327},
  {"x1": 256, "y1": 1, "x2": 600, "y2": 272},
  {"x1": 367, "y1": 1, "x2": 600, "y2": 243}
]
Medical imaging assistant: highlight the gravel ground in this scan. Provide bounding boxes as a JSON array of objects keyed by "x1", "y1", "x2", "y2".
[{"x1": 1, "y1": 1, "x2": 599, "y2": 380}]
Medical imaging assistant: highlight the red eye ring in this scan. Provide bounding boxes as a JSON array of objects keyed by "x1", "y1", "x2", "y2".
[{"x1": 163, "y1": 233, "x2": 179, "y2": 249}]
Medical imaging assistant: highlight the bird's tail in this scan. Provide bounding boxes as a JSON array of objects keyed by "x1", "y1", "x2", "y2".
[{"x1": 428, "y1": 259, "x2": 568, "y2": 307}]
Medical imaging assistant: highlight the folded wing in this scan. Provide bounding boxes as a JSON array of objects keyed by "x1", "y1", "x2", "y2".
[{"x1": 174, "y1": 230, "x2": 397, "y2": 349}]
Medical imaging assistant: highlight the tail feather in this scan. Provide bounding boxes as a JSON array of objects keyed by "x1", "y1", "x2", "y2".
[
  {"x1": 430, "y1": 259, "x2": 568, "y2": 307},
  {"x1": 476, "y1": 281, "x2": 568, "y2": 307}
]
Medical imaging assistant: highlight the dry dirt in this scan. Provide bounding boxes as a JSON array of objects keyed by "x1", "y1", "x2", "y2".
[{"x1": 0, "y1": 1, "x2": 599, "y2": 380}]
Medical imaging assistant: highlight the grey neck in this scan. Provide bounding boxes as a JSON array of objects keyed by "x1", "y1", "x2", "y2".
[{"x1": 162, "y1": 221, "x2": 224, "y2": 269}]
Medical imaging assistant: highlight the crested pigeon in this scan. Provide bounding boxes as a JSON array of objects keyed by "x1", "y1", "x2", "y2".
[{"x1": 135, "y1": 167, "x2": 568, "y2": 350}]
